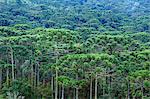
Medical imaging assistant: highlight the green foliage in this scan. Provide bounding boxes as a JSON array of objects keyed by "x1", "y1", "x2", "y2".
[
  {"x1": 0, "y1": 0, "x2": 149, "y2": 98},
  {"x1": 2, "y1": 79, "x2": 33, "y2": 98}
]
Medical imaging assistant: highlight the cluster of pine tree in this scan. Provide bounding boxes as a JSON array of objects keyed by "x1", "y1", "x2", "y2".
[{"x1": 0, "y1": 0, "x2": 150, "y2": 99}]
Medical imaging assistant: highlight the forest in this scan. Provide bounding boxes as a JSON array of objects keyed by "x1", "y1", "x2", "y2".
[{"x1": 0, "y1": 0, "x2": 150, "y2": 99}]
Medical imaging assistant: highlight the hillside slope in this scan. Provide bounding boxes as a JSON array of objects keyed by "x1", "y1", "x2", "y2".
[{"x1": 0, "y1": 0, "x2": 150, "y2": 99}]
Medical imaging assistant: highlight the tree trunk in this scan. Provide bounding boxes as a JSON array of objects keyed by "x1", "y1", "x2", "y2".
[
  {"x1": 127, "y1": 81, "x2": 130, "y2": 99},
  {"x1": 10, "y1": 47, "x2": 15, "y2": 81},
  {"x1": 102, "y1": 78, "x2": 105, "y2": 99},
  {"x1": 59, "y1": 85, "x2": 61, "y2": 99},
  {"x1": 74, "y1": 88, "x2": 76, "y2": 99},
  {"x1": 37, "y1": 62, "x2": 40, "y2": 86},
  {"x1": 61, "y1": 85, "x2": 64, "y2": 99},
  {"x1": 141, "y1": 81, "x2": 144, "y2": 99},
  {"x1": 90, "y1": 76, "x2": 93, "y2": 99},
  {"x1": 95, "y1": 73, "x2": 97, "y2": 99},
  {"x1": 105, "y1": 69, "x2": 109, "y2": 97},
  {"x1": 43, "y1": 78, "x2": 45, "y2": 86},
  {"x1": 34, "y1": 63, "x2": 37, "y2": 87},
  {"x1": 55, "y1": 69, "x2": 58, "y2": 99},
  {"x1": 31, "y1": 59, "x2": 35, "y2": 97},
  {"x1": 6, "y1": 50, "x2": 9, "y2": 86},
  {"x1": 109, "y1": 76, "x2": 111, "y2": 99},
  {"x1": 51, "y1": 75, "x2": 54, "y2": 99},
  {"x1": 6, "y1": 68, "x2": 9, "y2": 86},
  {"x1": 0, "y1": 68, "x2": 2, "y2": 89},
  {"x1": 76, "y1": 74, "x2": 78, "y2": 99},
  {"x1": 133, "y1": 83, "x2": 136, "y2": 99},
  {"x1": 31, "y1": 60, "x2": 34, "y2": 86}
]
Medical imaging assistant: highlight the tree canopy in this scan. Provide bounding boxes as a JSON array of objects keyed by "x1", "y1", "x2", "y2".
[{"x1": 0, "y1": 0, "x2": 149, "y2": 99}]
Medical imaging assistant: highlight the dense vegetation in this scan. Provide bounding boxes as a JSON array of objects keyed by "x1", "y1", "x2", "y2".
[{"x1": 0, "y1": 0, "x2": 150, "y2": 99}]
